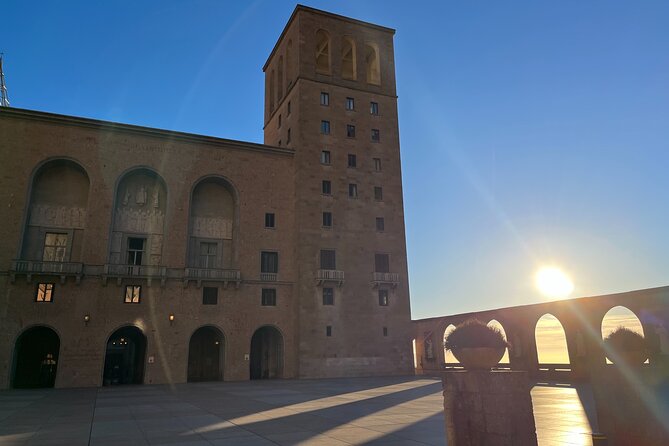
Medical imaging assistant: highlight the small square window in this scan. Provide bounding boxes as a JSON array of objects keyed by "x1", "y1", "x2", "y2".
[
  {"x1": 374, "y1": 158, "x2": 382, "y2": 171},
  {"x1": 203, "y1": 287, "x2": 218, "y2": 305},
  {"x1": 326, "y1": 325, "x2": 332, "y2": 337},
  {"x1": 127, "y1": 237, "x2": 145, "y2": 266},
  {"x1": 35, "y1": 283, "x2": 54, "y2": 302},
  {"x1": 287, "y1": 101, "x2": 291, "y2": 115},
  {"x1": 321, "y1": 150, "x2": 331, "y2": 165},
  {"x1": 383, "y1": 326, "x2": 388, "y2": 336},
  {"x1": 371, "y1": 129, "x2": 380, "y2": 142},
  {"x1": 322, "y1": 180, "x2": 332, "y2": 195},
  {"x1": 379, "y1": 289, "x2": 389, "y2": 306},
  {"x1": 370, "y1": 102, "x2": 379, "y2": 115},
  {"x1": 287, "y1": 128, "x2": 291, "y2": 144},
  {"x1": 124, "y1": 285, "x2": 141, "y2": 304},
  {"x1": 321, "y1": 120, "x2": 331, "y2": 135},
  {"x1": 347, "y1": 154, "x2": 357, "y2": 168},
  {"x1": 320, "y1": 92, "x2": 330, "y2": 106},
  {"x1": 374, "y1": 186, "x2": 383, "y2": 201},
  {"x1": 346, "y1": 97, "x2": 355, "y2": 111},
  {"x1": 376, "y1": 217, "x2": 385, "y2": 232},
  {"x1": 323, "y1": 287, "x2": 334, "y2": 305},
  {"x1": 322, "y1": 211, "x2": 333, "y2": 228},
  {"x1": 261, "y1": 288, "x2": 276, "y2": 306},
  {"x1": 278, "y1": 114, "x2": 282, "y2": 128},
  {"x1": 346, "y1": 124, "x2": 356, "y2": 138},
  {"x1": 348, "y1": 183, "x2": 358, "y2": 198},
  {"x1": 265, "y1": 213, "x2": 275, "y2": 228}
]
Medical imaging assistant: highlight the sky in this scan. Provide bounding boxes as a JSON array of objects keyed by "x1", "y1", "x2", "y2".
[{"x1": 2, "y1": 1, "x2": 668, "y2": 319}]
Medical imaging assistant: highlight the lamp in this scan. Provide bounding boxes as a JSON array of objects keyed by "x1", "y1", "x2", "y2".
[
  {"x1": 84, "y1": 314, "x2": 90, "y2": 326},
  {"x1": 169, "y1": 313, "x2": 175, "y2": 325}
]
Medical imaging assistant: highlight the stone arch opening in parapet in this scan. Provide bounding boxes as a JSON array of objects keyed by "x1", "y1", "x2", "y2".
[
  {"x1": 487, "y1": 319, "x2": 510, "y2": 364},
  {"x1": 278, "y1": 55, "x2": 284, "y2": 100},
  {"x1": 188, "y1": 326, "x2": 225, "y2": 382},
  {"x1": 103, "y1": 325, "x2": 147, "y2": 385},
  {"x1": 364, "y1": 42, "x2": 380, "y2": 85},
  {"x1": 601, "y1": 305, "x2": 646, "y2": 364},
  {"x1": 250, "y1": 325, "x2": 284, "y2": 379},
  {"x1": 535, "y1": 313, "x2": 570, "y2": 364},
  {"x1": 12, "y1": 325, "x2": 60, "y2": 388},
  {"x1": 315, "y1": 29, "x2": 331, "y2": 74},
  {"x1": 442, "y1": 324, "x2": 460, "y2": 364},
  {"x1": 341, "y1": 36, "x2": 356, "y2": 80},
  {"x1": 286, "y1": 39, "x2": 293, "y2": 88}
]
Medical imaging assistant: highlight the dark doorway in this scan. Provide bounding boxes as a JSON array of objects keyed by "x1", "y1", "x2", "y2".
[
  {"x1": 187, "y1": 326, "x2": 224, "y2": 382},
  {"x1": 103, "y1": 326, "x2": 146, "y2": 386},
  {"x1": 250, "y1": 326, "x2": 283, "y2": 379},
  {"x1": 12, "y1": 326, "x2": 60, "y2": 388}
]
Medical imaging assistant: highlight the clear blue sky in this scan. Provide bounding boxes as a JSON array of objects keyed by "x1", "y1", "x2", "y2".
[{"x1": 3, "y1": 1, "x2": 668, "y2": 318}]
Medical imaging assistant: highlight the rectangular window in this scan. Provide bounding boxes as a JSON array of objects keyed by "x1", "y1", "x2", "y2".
[
  {"x1": 43, "y1": 232, "x2": 68, "y2": 262},
  {"x1": 347, "y1": 154, "x2": 357, "y2": 168},
  {"x1": 261, "y1": 251, "x2": 279, "y2": 273},
  {"x1": 127, "y1": 237, "x2": 145, "y2": 265},
  {"x1": 376, "y1": 217, "x2": 385, "y2": 232},
  {"x1": 371, "y1": 129, "x2": 380, "y2": 142},
  {"x1": 348, "y1": 183, "x2": 358, "y2": 198},
  {"x1": 287, "y1": 101, "x2": 291, "y2": 115},
  {"x1": 321, "y1": 150, "x2": 331, "y2": 165},
  {"x1": 203, "y1": 287, "x2": 218, "y2": 305},
  {"x1": 320, "y1": 249, "x2": 336, "y2": 270},
  {"x1": 287, "y1": 128, "x2": 291, "y2": 144},
  {"x1": 370, "y1": 101, "x2": 379, "y2": 115},
  {"x1": 383, "y1": 327, "x2": 388, "y2": 336},
  {"x1": 374, "y1": 158, "x2": 382, "y2": 171},
  {"x1": 320, "y1": 92, "x2": 329, "y2": 106},
  {"x1": 124, "y1": 285, "x2": 141, "y2": 303},
  {"x1": 326, "y1": 325, "x2": 332, "y2": 337},
  {"x1": 346, "y1": 97, "x2": 355, "y2": 111},
  {"x1": 35, "y1": 283, "x2": 54, "y2": 302},
  {"x1": 374, "y1": 186, "x2": 383, "y2": 201},
  {"x1": 199, "y1": 242, "x2": 218, "y2": 268},
  {"x1": 322, "y1": 211, "x2": 333, "y2": 228},
  {"x1": 261, "y1": 288, "x2": 277, "y2": 306},
  {"x1": 378, "y1": 289, "x2": 389, "y2": 306},
  {"x1": 375, "y1": 254, "x2": 390, "y2": 273},
  {"x1": 265, "y1": 212, "x2": 275, "y2": 228},
  {"x1": 323, "y1": 287, "x2": 334, "y2": 305},
  {"x1": 346, "y1": 124, "x2": 356, "y2": 138},
  {"x1": 322, "y1": 180, "x2": 332, "y2": 195},
  {"x1": 321, "y1": 120, "x2": 331, "y2": 135}
]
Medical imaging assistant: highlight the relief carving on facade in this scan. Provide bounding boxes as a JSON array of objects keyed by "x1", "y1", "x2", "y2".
[
  {"x1": 30, "y1": 205, "x2": 87, "y2": 228},
  {"x1": 191, "y1": 217, "x2": 233, "y2": 239},
  {"x1": 114, "y1": 208, "x2": 165, "y2": 234},
  {"x1": 150, "y1": 235, "x2": 163, "y2": 255}
]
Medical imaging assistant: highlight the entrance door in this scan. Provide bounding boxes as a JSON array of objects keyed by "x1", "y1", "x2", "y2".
[
  {"x1": 250, "y1": 326, "x2": 283, "y2": 379},
  {"x1": 12, "y1": 326, "x2": 60, "y2": 388},
  {"x1": 187, "y1": 326, "x2": 224, "y2": 382},
  {"x1": 103, "y1": 326, "x2": 146, "y2": 385}
]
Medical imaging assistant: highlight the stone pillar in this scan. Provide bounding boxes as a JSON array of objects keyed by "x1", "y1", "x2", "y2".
[{"x1": 442, "y1": 370, "x2": 537, "y2": 446}]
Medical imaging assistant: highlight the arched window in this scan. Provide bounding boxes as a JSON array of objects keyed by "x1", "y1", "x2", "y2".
[
  {"x1": 535, "y1": 314, "x2": 570, "y2": 364},
  {"x1": 601, "y1": 306, "x2": 646, "y2": 364},
  {"x1": 364, "y1": 43, "x2": 380, "y2": 85},
  {"x1": 278, "y1": 56, "x2": 284, "y2": 100},
  {"x1": 269, "y1": 70, "x2": 275, "y2": 112},
  {"x1": 315, "y1": 29, "x2": 330, "y2": 74},
  {"x1": 341, "y1": 36, "x2": 356, "y2": 80},
  {"x1": 488, "y1": 319, "x2": 510, "y2": 364},
  {"x1": 443, "y1": 324, "x2": 459, "y2": 364},
  {"x1": 286, "y1": 40, "x2": 293, "y2": 89}
]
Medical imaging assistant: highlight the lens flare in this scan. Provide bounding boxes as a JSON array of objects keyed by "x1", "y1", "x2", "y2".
[{"x1": 535, "y1": 267, "x2": 574, "y2": 299}]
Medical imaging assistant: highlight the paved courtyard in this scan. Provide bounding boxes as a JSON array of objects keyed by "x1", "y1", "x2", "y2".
[{"x1": 0, "y1": 376, "x2": 596, "y2": 445}]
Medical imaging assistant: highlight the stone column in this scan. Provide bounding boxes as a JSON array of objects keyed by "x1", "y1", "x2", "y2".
[{"x1": 442, "y1": 370, "x2": 537, "y2": 446}]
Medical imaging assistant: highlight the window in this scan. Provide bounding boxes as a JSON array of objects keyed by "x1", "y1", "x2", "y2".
[
  {"x1": 278, "y1": 114, "x2": 282, "y2": 128},
  {"x1": 43, "y1": 233, "x2": 67, "y2": 262},
  {"x1": 287, "y1": 128, "x2": 291, "y2": 144},
  {"x1": 323, "y1": 287, "x2": 334, "y2": 305},
  {"x1": 320, "y1": 92, "x2": 330, "y2": 106},
  {"x1": 199, "y1": 242, "x2": 218, "y2": 268},
  {"x1": 261, "y1": 251, "x2": 278, "y2": 274},
  {"x1": 124, "y1": 285, "x2": 141, "y2": 304},
  {"x1": 346, "y1": 124, "x2": 356, "y2": 138},
  {"x1": 347, "y1": 154, "x2": 357, "y2": 168},
  {"x1": 322, "y1": 211, "x2": 333, "y2": 228},
  {"x1": 320, "y1": 249, "x2": 336, "y2": 270},
  {"x1": 375, "y1": 254, "x2": 390, "y2": 273},
  {"x1": 371, "y1": 129, "x2": 380, "y2": 142},
  {"x1": 261, "y1": 288, "x2": 277, "y2": 306},
  {"x1": 376, "y1": 217, "x2": 385, "y2": 232},
  {"x1": 370, "y1": 101, "x2": 379, "y2": 115},
  {"x1": 374, "y1": 186, "x2": 383, "y2": 201},
  {"x1": 378, "y1": 289, "x2": 389, "y2": 306},
  {"x1": 287, "y1": 100, "x2": 291, "y2": 115},
  {"x1": 326, "y1": 326, "x2": 332, "y2": 336},
  {"x1": 321, "y1": 150, "x2": 331, "y2": 165},
  {"x1": 35, "y1": 283, "x2": 54, "y2": 302},
  {"x1": 346, "y1": 97, "x2": 355, "y2": 110},
  {"x1": 374, "y1": 158, "x2": 382, "y2": 171},
  {"x1": 203, "y1": 287, "x2": 218, "y2": 305},
  {"x1": 127, "y1": 237, "x2": 145, "y2": 265},
  {"x1": 348, "y1": 183, "x2": 358, "y2": 198},
  {"x1": 321, "y1": 120, "x2": 331, "y2": 135},
  {"x1": 322, "y1": 180, "x2": 332, "y2": 195},
  {"x1": 265, "y1": 213, "x2": 275, "y2": 228},
  {"x1": 383, "y1": 327, "x2": 388, "y2": 336}
]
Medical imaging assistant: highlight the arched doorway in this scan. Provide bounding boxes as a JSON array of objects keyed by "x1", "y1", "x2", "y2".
[
  {"x1": 103, "y1": 326, "x2": 146, "y2": 386},
  {"x1": 188, "y1": 326, "x2": 224, "y2": 382},
  {"x1": 535, "y1": 314, "x2": 570, "y2": 364},
  {"x1": 12, "y1": 326, "x2": 60, "y2": 388},
  {"x1": 250, "y1": 326, "x2": 283, "y2": 379}
]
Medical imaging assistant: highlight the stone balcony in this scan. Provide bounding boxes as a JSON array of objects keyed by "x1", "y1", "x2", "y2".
[
  {"x1": 184, "y1": 267, "x2": 241, "y2": 288},
  {"x1": 317, "y1": 269, "x2": 344, "y2": 286},
  {"x1": 102, "y1": 264, "x2": 167, "y2": 287},
  {"x1": 259, "y1": 272, "x2": 278, "y2": 282},
  {"x1": 10, "y1": 259, "x2": 84, "y2": 284},
  {"x1": 372, "y1": 272, "x2": 400, "y2": 288}
]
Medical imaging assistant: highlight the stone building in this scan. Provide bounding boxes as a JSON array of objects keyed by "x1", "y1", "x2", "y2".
[{"x1": 0, "y1": 5, "x2": 413, "y2": 389}]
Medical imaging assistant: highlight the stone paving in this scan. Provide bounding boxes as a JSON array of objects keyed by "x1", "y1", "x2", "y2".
[{"x1": 0, "y1": 376, "x2": 595, "y2": 445}]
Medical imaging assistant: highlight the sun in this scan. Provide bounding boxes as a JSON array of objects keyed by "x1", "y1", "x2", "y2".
[{"x1": 535, "y1": 266, "x2": 574, "y2": 299}]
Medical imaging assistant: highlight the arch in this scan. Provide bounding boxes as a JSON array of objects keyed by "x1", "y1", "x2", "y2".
[
  {"x1": 315, "y1": 29, "x2": 331, "y2": 74},
  {"x1": 487, "y1": 319, "x2": 510, "y2": 363},
  {"x1": 601, "y1": 305, "x2": 646, "y2": 364},
  {"x1": 412, "y1": 338, "x2": 418, "y2": 369},
  {"x1": 250, "y1": 325, "x2": 284, "y2": 379},
  {"x1": 341, "y1": 36, "x2": 356, "y2": 80},
  {"x1": 103, "y1": 325, "x2": 147, "y2": 385},
  {"x1": 188, "y1": 326, "x2": 225, "y2": 382},
  {"x1": 277, "y1": 56, "x2": 284, "y2": 100},
  {"x1": 11, "y1": 326, "x2": 60, "y2": 388},
  {"x1": 286, "y1": 40, "x2": 293, "y2": 89},
  {"x1": 535, "y1": 313, "x2": 570, "y2": 364},
  {"x1": 269, "y1": 69, "x2": 275, "y2": 112},
  {"x1": 442, "y1": 324, "x2": 459, "y2": 364},
  {"x1": 364, "y1": 43, "x2": 380, "y2": 85}
]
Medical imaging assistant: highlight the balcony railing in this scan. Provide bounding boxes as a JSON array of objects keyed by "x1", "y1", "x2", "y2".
[
  {"x1": 184, "y1": 267, "x2": 242, "y2": 288},
  {"x1": 103, "y1": 264, "x2": 167, "y2": 287},
  {"x1": 260, "y1": 272, "x2": 278, "y2": 282},
  {"x1": 10, "y1": 260, "x2": 84, "y2": 284},
  {"x1": 372, "y1": 272, "x2": 400, "y2": 288},
  {"x1": 317, "y1": 269, "x2": 344, "y2": 286}
]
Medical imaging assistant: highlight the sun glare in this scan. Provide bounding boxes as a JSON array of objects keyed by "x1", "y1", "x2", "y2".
[{"x1": 535, "y1": 267, "x2": 574, "y2": 299}]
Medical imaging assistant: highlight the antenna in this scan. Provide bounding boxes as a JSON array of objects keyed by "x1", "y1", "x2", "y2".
[{"x1": 0, "y1": 53, "x2": 10, "y2": 107}]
